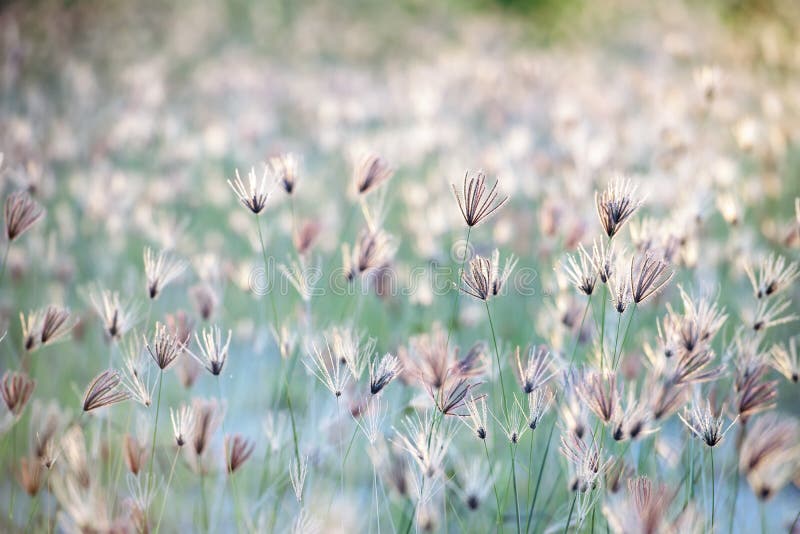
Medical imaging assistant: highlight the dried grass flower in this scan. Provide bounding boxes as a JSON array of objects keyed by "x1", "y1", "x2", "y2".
[
  {"x1": 563, "y1": 247, "x2": 597, "y2": 296},
  {"x1": 170, "y1": 404, "x2": 196, "y2": 448},
  {"x1": 88, "y1": 287, "x2": 139, "y2": 340},
  {"x1": 744, "y1": 253, "x2": 799, "y2": 299},
  {"x1": 2, "y1": 370, "x2": 35, "y2": 417},
  {"x1": 144, "y1": 322, "x2": 184, "y2": 371},
  {"x1": 513, "y1": 345, "x2": 556, "y2": 394},
  {"x1": 769, "y1": 338, "x2": 799, "y2": 383},
  {"x1": 82, "y1": 369, "x2": 130, "y2": 412},
  {"x1": 228, "y1": 166, "x2": 273, "y2": 214},
  {"x1": 595, "y1": 176, "x2": 641, "y2": 239},
  {"x1": 354, "y1": 153, "x2": 394, "y2": 195},
  {"x1": 678, "y1": 399, "x2": 737, "y2": 447},
  {"x1": 577, "y1": 371, "x2": 620, "y2": 424},
  {"x1": 739, "y1": 412, "x2": 800, "y2": 500},
  {"x1": 4, "y1": 191, "x2": 44, "y2": 241},
  {"x1": 143, "y1": 247, "x2": 186, "y2": 299},
  {"x1": 630, "y1": 251, "x2": 674, "y2": 304},
  {"x1": 452, "y1": 170, "x2": 508, "y2": 227},
  {"x1": 270, "y1": 152, "x2": 299, "y2": 194},
  {"x1": 225, "y1": 434, "x2": 255, "y2": 473},
  {"x1": 369, "y1": 353, "x2": 401, "y2": 394},
  {"x1": 189, "y1": 325, "x2": 232, "y2": 376}
]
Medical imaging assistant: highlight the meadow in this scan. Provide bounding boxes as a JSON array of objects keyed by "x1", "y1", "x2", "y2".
[{"x1": 1, "y1": 0, "x2": 799, "y2": 532}]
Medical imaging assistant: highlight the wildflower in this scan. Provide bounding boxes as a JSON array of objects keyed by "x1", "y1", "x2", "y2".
[
  {"x1": 143, "y1": 247, "x2": 186, "y2": 299},
  {"x1": 630, "y1": 251, "x2": 674, "y2": 304},
  {"x1": 189, "y1": 284, "x2": 218, "y2": 321},
  {"x1": 351, "y1": 228, "x2": 397, "y2": 278},
  {"x1": 609, "y1": 268, "x2": 632, "y2": 314},
  {"x1": 745, "y1": 253, "x2": 799, "y2": 299},
  {"x1": 354, "y1": 153, "x2": 393, "y2": 195},
  {"x1": 668, "y1": 347, "x2": 723, "y2": 386},
  {"x1": 458, "y1": 460, "x2": 493, "y2": 510},
  {"x1": 189, "y1": 325, "x2": 232, "y2": 376},
  {"x1": 227, "y1": 166, "x2": 273, "y2": 214},
  {"x1": 290, "y1": 455, "x2": 309, "y2": 502},
  {"x1": 144, "y1": 322, "x2": 184, "y2": 370},
  {"x1": 170, "y1": 404, "x2": 196, "y2": 447},
  {"x1": 4, "y1": 191, "x2": 44, "y2": 241},
  {"x1": 452, "y1": 342, "x2": 489, "y2": 378},
  {"x1": 354, "y1": 396, "x2": 387, "y2": 444},
  {"x1": 560, "y1": 431, "x2": 611, "y2": 492},
  {"x1": 39, "y1": 305, "x2": 74, "y2": 346},
  {"x1": 225, "y1": 434, "x2": 255, "y2": 473},
  {"x1": 678, "y1": 400, "x2": 737, "y2": 447},
  {"x1": 294, "y1": 219, "x2": 321, "y2": 255},
  {"x1": 770, "y1": 338, "x2": 799, "y2": 382},
  {"x1": 739, "y1": 413, "x2": 800, "y2": 500},
  {"x1": 126, "y1": 473, "x2": 158, "y2": 517},
  {"x1": 20, "y1": 310, "x2": 41, "y2": 351},
  {"x1": 120, "y1": 337, "x2": 155, "y2": 406},
  {"x1": 88, "y1": 288, "x2": 138, "y2": 340},
  {"x1": 752, "y1": 297, "x2": 797, "y2": 331},
  {"x1": 29, "y1": 400, "x2": 65, "y2": 468},
  {"x1": 395, "y1": 410, "x2": 457, "y2": 477},
  {"x1": 577, "y1": 371, "x2": 619, "y2": 424},
  {"x1": 2, "y1": 370, "x2": 35, "y2": 417},
  {"x1": 462, "y1": 395, "x2": 489, "y2": 439},
  {"x1": 82, "y1": 370, "x2": 130, "y2": 412},
  {"x1": 430, "y1": 373, "x2": 481, "y2": 416},
  {"x1": 369, "y1": 353, "x2": 401, "y2": 394},
  {"x1": 17, "y1": 456, "x2": 43, "y2": 496},
  {"x1": 190, "y1": 398, "x2": 225, "y2": 458},
  {"x1": 527, "y1": 386, "x2": 553, "y2": 430},
  {"x1": 305, "y1": 340, "x2": 351, "y2": 397},
  {"x1": 60, "y1": 425, "x2": 90, "y2": 488},
  {"x1": 490, "y1": 248, "x2": 517, "y2": 296},
  {"x1": 595, "y1": 176, "x2": 641, "y2": 239},
  {"x1": 328, "y1": 326, "x2": 374, "y2": 380},
  {"x1": 513, "y1": 345, "x2": 555, "y2": 393},
  {"x1": 493, "y1": 395, "x2": 528, "y2": 443},
  {"x1": 123, "y1": 433, "x2": 147, "y2": 475},
  {"x1": 270, "y1": 153, "x2": 299, "y2": 194},
  {"x1": 452, "y1": 170, "x2": 508, "y2": 227},
  {"x1": 611, "y1": 392, "x2": 653, "y2": 441},
  {"x1": 564, "y1": 245, "x2": 597, "y2": 296},
  {"x1": 461, "y1": 255, "x2": 492, "y2": 300},
  {"x1": 589, "y1": 238, "x2": 617, "y2": 284},
  {"x1": 647, "y1": 379, "x2": 687, "y2": 421},
  {"x1": 734, "y1": 366, "x2": 777, "y2": 423},
  {"x1": 604, "y1": 477, "x2": 675, "y2": 533},
  {"x1": 604, "y1": 458, "x2": 634, "y2": 494},
  {"x1": 561, "y1": 372, "x2": 589, "y2": 438}
]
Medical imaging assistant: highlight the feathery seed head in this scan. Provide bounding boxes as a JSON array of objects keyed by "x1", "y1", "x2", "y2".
[
  {"x1": 451, "y1": 170, "x2": 508, "y2": 227},
  {"x1": 2, "y1": 370, "x2": 36, "y2": 417},
  {"x1": 4, "y1": 191, "x2": 44, "y2": 241},
  {"x1": 227, "y1": 166, "x2": 273, "y2": 214},
  {"x1": 595, "y1": 176, "x2": 641, "y2": 239},
  {"x1": 82, "y1": 369, "x2": 130, "y2": 412}
]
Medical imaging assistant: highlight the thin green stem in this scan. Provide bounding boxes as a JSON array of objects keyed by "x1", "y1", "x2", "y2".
[
  {"x1": 567, "y1": 295, "x2": 592, "y2": 370},
  {"x1": 710, "y1": 447, "x2": 716, "y2": 533},
  {"x1": 255, "y1": 214, "x2": 279, "y2": 332},
  {"x1": 729, "y1": 457, "x2": 739, "y2": 534},
  {"x1": 613, "y1": 303, "x2": 637, "y2": 371},
  {"x1": 525, "y1": 416, "x2": 556, "y2": 534},
  {"x1": 599, "y1": 284, "x2": 608, "y2": 370},
  {"x1": 155, "y1": 447, "x2": 181, "y2": 533},
  {"x1": 483, "y1": 440, "x2": 503, "y2": 531},
  {"x1": 485, "y1": 300, "x2": 508, "y2": 422},
  {"x1": 563, "y1": 492, "x2": 577, "y2": 534},
  {"x1": 9, "y1": 423, "x2": 16, "y2": 521},
  {"x1": 0, "y1": 241, "x2": 10, "y2": 286},
  {"x1": 446, "y1": 227, "x2": 472, "y2": 347},
  {"x1": 510, "y1": 444, "x2": 521, "y2": 534},
  {"x1": 200, "y1": 472, "x2": 209, "y2": 534},
  {"x1": 147, "y1": 370, "x2": 164, "y2": 493}
]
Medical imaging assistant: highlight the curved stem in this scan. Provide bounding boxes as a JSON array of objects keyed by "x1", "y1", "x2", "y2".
[
  {"x1": 525, "y1": 416, "x2": 556, "y2": 534},
  {"x1": 485, "y1": 300, "x2": 508, "y2": 422},
  {"x1": 710, "y1": 447, "x2": 715, "y2": 533},
  {"x1": 255, "y1": 215, "x2": 279, "y2": 334},
  {"x1": 613, "y1": 303, "x2": 637, "y2": 371},
  {"x1": 0, "y1": 241, "x2": 10, "y2": 286},
  {"x1": 563, "y1": 492, "x2": 577, "y2": 534},
  {"x1": 147, "y1": 370, "x2": 164, "y2": 493},
  {"x1": 483, "y1": 440, "x2": 503, "y2": 530},
  {"x1": 155, "y1": 447, "x2": 181, "y2": 533},
  {"x1": 446, "y1": 227, "x2": 472, "y2": 347},
  {"x1": 510, "y1": 444, "x2": 521, "y2": 534}
]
